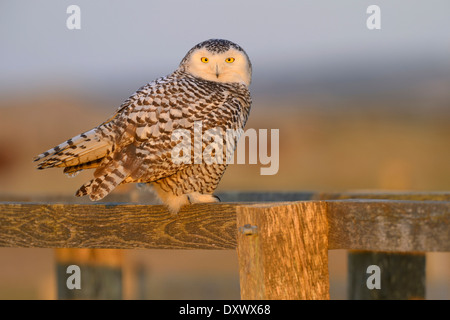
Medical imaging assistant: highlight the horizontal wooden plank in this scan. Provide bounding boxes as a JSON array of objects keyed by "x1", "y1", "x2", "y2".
[
  {"x1": 0, "y1": 199, "x2": 448, "y2": 251},
  {"x1": 0, "y1": 202, "x2": 239, "y2": 249},
  {"x1": 327, "y1": 200, "x2": 450, "y2": 252}
]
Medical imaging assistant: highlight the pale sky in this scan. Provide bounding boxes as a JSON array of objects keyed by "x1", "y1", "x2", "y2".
[{"x1": 1, "y1": 0, "x2": 449, "y2": 96}]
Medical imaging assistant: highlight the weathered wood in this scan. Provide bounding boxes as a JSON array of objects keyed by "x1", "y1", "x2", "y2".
[
  {"x1": 316, "y1": 192, "x2": 447, "y2": 300},
  {"x1": 0, "y1": 199, "x2": 448, "y2": 251},
  {"x1": 0, "y1": 192, "x2": 449, "y2": 301},
  {"x1": 0, "y1": 202, "x2": 239, "y2": 249},
  {"x1": 55, "y1": 248, "x2": 123, "y2": 299},
  {"x1": 236, "y1": 202, "x2": 329, "y2": 300},
  {"x1": 347, "y1": 251, "x2": 426, "y2": 300},
  {"x1": 326, "y1": 200, "x2": 450, "y2": 252}
]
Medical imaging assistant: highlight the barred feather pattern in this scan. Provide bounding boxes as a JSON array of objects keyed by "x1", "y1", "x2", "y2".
[{"x1": 34, "y1": 69, "x2": 251, "y2": 210}]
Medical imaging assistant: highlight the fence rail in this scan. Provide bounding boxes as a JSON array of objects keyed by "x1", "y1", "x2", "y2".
[
  {"x1": 0, "y1": 192, "x2": 449, "y2": 299},
  {"x1": 1, "y1": 199, "x2": 448, "y2": 251}
]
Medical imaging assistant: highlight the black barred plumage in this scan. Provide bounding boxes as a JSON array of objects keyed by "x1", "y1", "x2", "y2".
[{"x1": 34, "y1": 39, "x2": 252, "y2": 213}]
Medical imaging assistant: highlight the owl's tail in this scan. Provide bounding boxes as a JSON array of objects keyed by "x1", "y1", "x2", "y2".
[
  {"x1": 33, "y1": 128, "x2": 111, "y2": 175},
  {"x1": 75, "y1": 166, "x2": 128, "y2": 201},
  {"x1": 34, "y1": 128, "x2": 138, "y2": 201},
  {"x1": 75, "y1": 144, "x2": 141, "y2": 201}
]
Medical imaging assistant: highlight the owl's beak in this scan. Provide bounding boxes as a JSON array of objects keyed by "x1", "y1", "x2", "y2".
[{"x1": 215, "y1": 64, "x2": 220, "y2": 78}]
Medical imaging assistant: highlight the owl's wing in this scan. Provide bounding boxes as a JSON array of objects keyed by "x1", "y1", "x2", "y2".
[
  {"x1": 33, "y1": 93, "x2": 139, "y2": 174},
  {"x1": 33, "y1": 79, "x2": 168, "y2": 174},
  {"x1": 75, "y1": 79, "x2": 250, "y2": 201}
]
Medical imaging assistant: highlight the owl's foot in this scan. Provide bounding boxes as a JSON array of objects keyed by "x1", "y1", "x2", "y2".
[
  {"x1": 150, "y1": 183, "x2": 220, "y2": 214},
  {"x1": 187, "y1": 192, "x2": 220, "y2": 204},
  {"x1": 150, "y1": 183, "x2": 189, "y2": 214}
]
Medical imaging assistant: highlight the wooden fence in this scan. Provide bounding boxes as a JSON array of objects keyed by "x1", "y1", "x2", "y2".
[{"x1": 0, "y1": 191, "x2": 449, "y2": 299}]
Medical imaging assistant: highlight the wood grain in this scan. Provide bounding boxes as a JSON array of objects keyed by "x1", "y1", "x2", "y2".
[
  {"x1": 236, "y1": 202, "x2": 329, "y2": 300},
  {"x1": 0, "y1": 202, "x2": 239, "y2": 249},
  {"x1": 0, "y1": 198, "x2": 448, "y2": 251},
  {"x1": 326, "y1": 200, "x2": 450, "y2": 252},
  {"x1": 315, "y1": 192, "x2": 447, "y2": 300}
]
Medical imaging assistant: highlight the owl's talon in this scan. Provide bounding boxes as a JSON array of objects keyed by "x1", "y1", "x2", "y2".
[{"x1": 187, "y1": 192, "x2": 220, "y2": 204}]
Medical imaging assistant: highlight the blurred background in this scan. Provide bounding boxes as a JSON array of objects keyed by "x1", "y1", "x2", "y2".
[{"x1": 0, "y1": 0, "x2": 449, "y2": 299}]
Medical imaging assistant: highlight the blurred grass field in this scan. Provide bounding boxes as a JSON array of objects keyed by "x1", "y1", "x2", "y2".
[{"x1": 1, "y1": 92, "x2": 449, "y2": 195}]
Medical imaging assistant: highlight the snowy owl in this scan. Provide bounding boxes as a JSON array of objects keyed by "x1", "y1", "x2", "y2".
[{"x1": 34, "y1": 39, "x2": 252, "y2": 213}]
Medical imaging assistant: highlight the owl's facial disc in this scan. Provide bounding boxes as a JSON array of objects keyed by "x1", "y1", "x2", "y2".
[{"x1": 182, "y1": 48, "x2": 252, "y2": 86}]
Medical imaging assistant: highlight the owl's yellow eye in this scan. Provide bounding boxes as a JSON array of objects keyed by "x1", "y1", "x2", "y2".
[
  {"x1": 201, "y1": 57, "x2": 209, "y2": 63},
  {"x1": 225, "y1": 57, "x2": 235, "y2": 63}
]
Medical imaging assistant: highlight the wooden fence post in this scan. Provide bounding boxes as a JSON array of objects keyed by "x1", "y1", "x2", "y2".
[
  {"x1": 319, "y1": 192, "x2": 450, "y2": 300},
  {"x1": 55, "y1": 248, "x2": 123, "y2": 299},
  {"x1": 236, "y1": 202, "x2": 329, "y2": 300},
  {"x1": 347, "y1": 251, "x2": 425, "y2": 300}
]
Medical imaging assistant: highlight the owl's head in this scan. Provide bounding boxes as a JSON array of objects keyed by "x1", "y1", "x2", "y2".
[{"x1": 179, "y1": 39, "x2": 252, "y2": 86}]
